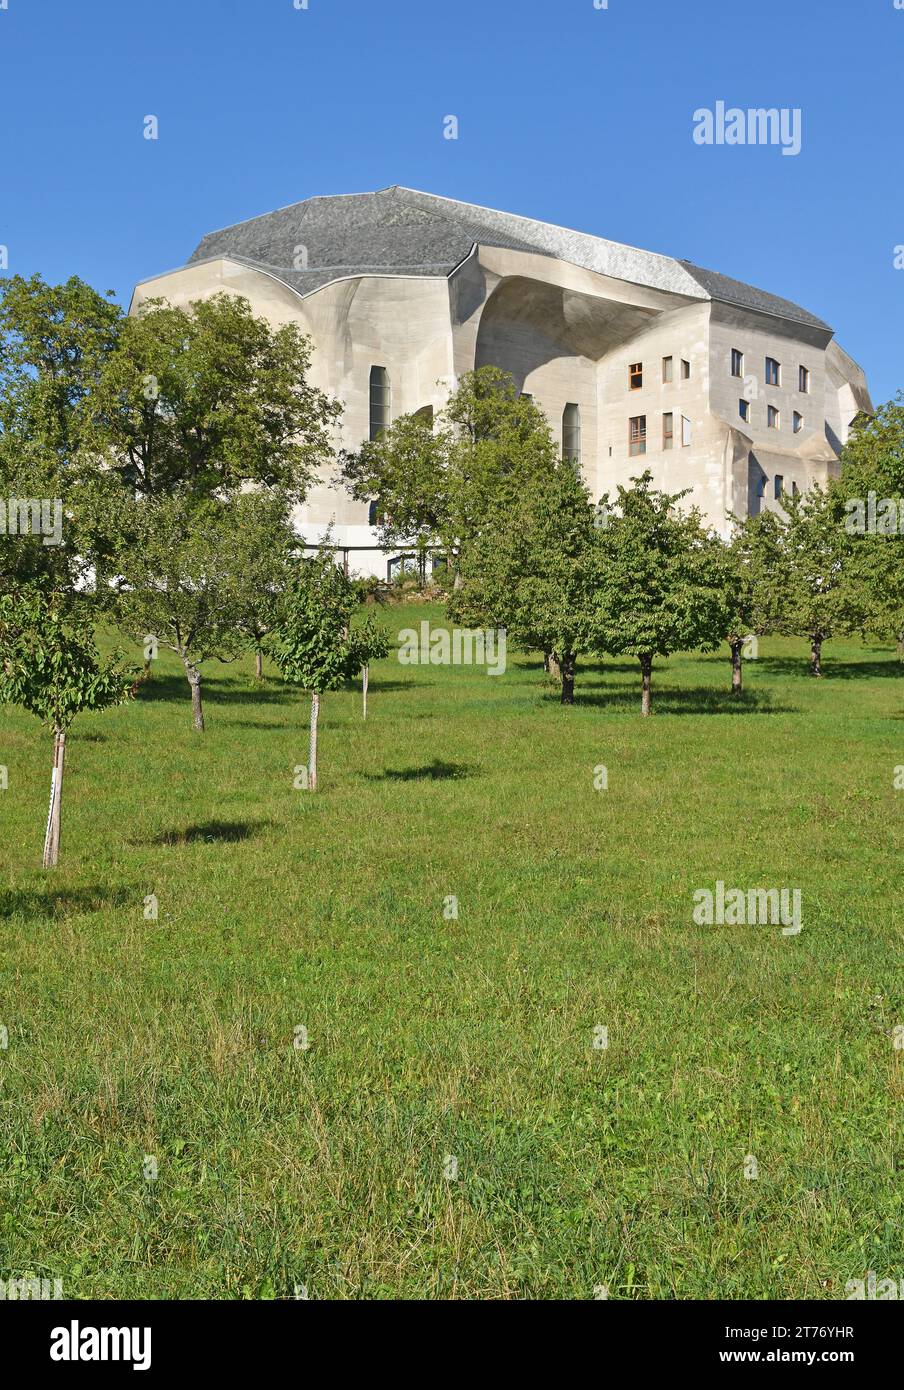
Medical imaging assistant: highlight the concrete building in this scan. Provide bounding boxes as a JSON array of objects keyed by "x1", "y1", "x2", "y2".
[{"x1": 132, "y1": 186, "x2": 873, "y2": 577}]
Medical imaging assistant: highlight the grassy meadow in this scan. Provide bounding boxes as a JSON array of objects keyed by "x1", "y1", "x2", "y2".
[{"x1": 0, "y1": 603, "x2": 902, "y2": 1299}]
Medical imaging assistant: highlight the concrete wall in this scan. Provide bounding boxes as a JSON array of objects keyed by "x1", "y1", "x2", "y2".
[{"x1": 130, "y1": 249, "x2": 873, "y2": 567}]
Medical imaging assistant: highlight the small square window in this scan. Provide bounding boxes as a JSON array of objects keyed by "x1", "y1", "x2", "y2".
[
  {"x1": 774, "y1": 475, "x2": 784, "y2": 499},
  {"x1": 681, "y1": 414, "x2": 691, "y2": 447},
  {"x1": 793, "y1": 411, "x2": 803, "y2": 434},
  {"x1": 731, "y1": 348, "x2": 744, "y2": 378},
  {"x1": 662, "y1": 356, "x2": 673, "y2": 383},
  {"x1": 767, "y1": 405, "x2": 780, "y2": 429},
  {"x1": 629, "y1": 415, "x2": 647, "y2": 456},
  {"x1": 629, "y1": 362, "x2": 643, "y2": 391},
  {"x1": 739, "y1": 399, "x2": 751, "y2": 423},
  {"x1": 681, "y1": 359, "x2": 691, "y2": 380},
  {"x1": 663, "y1": 412, "x2": 674, "y2": 450},
  {"x1": 765, "y1": 357, "x2": 781, "y2": 387},
  {"x1": 799, "y1": 366, "x2": 810, "y2": 394}
]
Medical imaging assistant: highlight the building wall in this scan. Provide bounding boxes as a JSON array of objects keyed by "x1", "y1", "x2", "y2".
[{"x1": 131, "y1": 250, "x2": 872, "y2": 570}]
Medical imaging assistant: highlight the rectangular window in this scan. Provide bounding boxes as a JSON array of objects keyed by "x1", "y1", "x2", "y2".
[
  {"x1": 767, "y1": 405, "x2": 780, "y2": 429},
  {"x1": 765, "y1": 357, "x2": 781, "y2": 387},
  {"x1": 681, "y1": 358, "x2": 691, "y2": 380},
  {"x1": 739, "y1": 398, "x2": 751, "y2": 423},
  {"x1": 681, "y1": 414, "x2": 691, "y2": 447},
  {"x1": 793, "y1": 411, "x2": 803, "y2": 434},
  {"x1": 774, "y1": 475, "x2": 784, "y2": 499},
  {"x1": 799, "y1": 365, "x2": 810, "y2": 394},
  {"x1": 629, "y1": 362, "x2": 643, "y2": 391},
  {"x1": 629, "y1": 415, "x2": 647, "y2": 456},
  {"x1": 663, "y1": 412, "x2": 674, "y2": 450},
  {"x1": 662, "y1": 356, "x2": 673, "y2": 383},
  {"x1": 731, "y1": 348, "x2": 744, "y2": 378}
]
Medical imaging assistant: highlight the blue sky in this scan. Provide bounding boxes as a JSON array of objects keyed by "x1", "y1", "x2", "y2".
[{"x1": 0, "y1": 0, "x2": 901, "y2": 401}]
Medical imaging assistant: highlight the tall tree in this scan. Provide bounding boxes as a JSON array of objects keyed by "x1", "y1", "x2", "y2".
[
  {"x1": 340, "y1": 367, "x2": 561, "y2": 578},
  {"x1": 269, "y1": 552, "x2": 388, "y2": 790},
  {"x1": 226, "y1": 492, "x2": 299, "y2": 680},
  {"x1": 836, "y1": 395, "x2": 904, "y2": 656},
  {"x1": 81, "y1": 291, "x2": 341, "y2": 505},
  {"x1": 450, "y1": 461, "x2": 603, "y2": 704},
  {"x1": 594, "y1": 473, "x2": 731, "y2": 715},
  {"x1": 112, "y1": 497, "x2": 248, "y2": 731},
  {"x1": 0, "y1": 274, "x2": 122, "y2": 592},
  {"x1": 722, "y1": 511, "x2": 786, "y2": 692},
  {"x1": 775, "y1": 485, "x2": 864, "y2": 676},
  {"x1": 0, "y1": 588, "x2": 135, "y2": 867}
]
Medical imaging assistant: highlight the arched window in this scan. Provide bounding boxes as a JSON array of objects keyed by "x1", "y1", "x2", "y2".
[
  {"x1": 369, "y1": 366, "x2": 391, "y2": 440},
  {"x1": 562, "y1": 403, "x2": 581, "y2": 466}
]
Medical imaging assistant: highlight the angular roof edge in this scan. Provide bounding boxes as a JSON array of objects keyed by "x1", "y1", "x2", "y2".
[{"x1": 181, "y1": 186, "x2": 832, "y2": 332}]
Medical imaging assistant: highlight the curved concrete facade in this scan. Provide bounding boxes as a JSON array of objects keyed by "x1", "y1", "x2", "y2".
[{"x1": 131, "y1": 187, "x2": 872, "y2": 575}]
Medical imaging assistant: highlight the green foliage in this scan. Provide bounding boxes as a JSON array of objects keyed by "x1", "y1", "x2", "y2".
[
  {"x1": 0, "y1": 588, "x2": 135, "y2": 732},
  {"x1": 773, "y1": 485, "x2": 864, "y2": 646},
  {"x1": 452, "y1": 461, "x2": 602, "y2": 668},
  {"x1": 0, "y1": 274, "x2": 122, "y2": 592},
  {"x1": 270, "y1": 549, "x2": 389, "y2": 693},
  {"x1": 81, "y1": 293, "x2": 341, "y2": 506},
  {"x1": 340, "y1": 366, "x2": 560, "y2": 564},
  {"x1": 112, "y1": 496, "x2": 251, "y2": 667},
  {"x1": 837, "y1": 395, "x2": 904, "y2": 646},
  {"x1": 594, "y1": 472, "x2": 731, "y2": 660},
  {"x1": 724, "y1": 510, "x2": 788, "y2": 640}
]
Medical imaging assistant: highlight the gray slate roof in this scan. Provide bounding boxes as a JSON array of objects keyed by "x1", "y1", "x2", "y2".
[{"x1": 186, "y1": 186, "x2": 831, "y2": 332}]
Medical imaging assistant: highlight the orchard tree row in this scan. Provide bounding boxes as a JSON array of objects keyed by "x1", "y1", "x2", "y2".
[{"x1": 1, "y1": 273, "x2": 902, "y2": 865}]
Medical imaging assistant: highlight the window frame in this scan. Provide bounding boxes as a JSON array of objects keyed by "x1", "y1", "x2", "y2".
[
  {"x1": 628, "y1": 414, "x2": 647, "y2": 457},
  {"x1": 731, "y1": 348, "x2": 744, "y2": 378},
  {"x1": 765, "y1": 357, "x2": 782, "y2": 387},
  {"x1": 662, "y1": 411, "x2": 674, "y2": 450},
  {"x1": 629, "y1": 362, "x2": 643, "y2": 391}
]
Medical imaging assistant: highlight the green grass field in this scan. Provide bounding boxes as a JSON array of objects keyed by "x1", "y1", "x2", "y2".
[{"x1": 1, "y1": 605, "x2": 901, "y2": 1299}]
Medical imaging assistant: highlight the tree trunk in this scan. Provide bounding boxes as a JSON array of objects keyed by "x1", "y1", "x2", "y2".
[
  {"x1": 560, "y1": 652, "x2": 576, "y2": 705},
  {"x1": 42, "y1": 728, "x2": 66, "y2": 869},
  {"x1": 810, "y1": 635, "x2": 823, "y2": 678},
  {"x1": 730, "y1": 638, "x2": 743, "y2": 693},
  {"x1": 640, "y1": 653, "x2": 653, "y2": 717},
  {"x1": 255, "y1": 647, "x2": 263, "y2": 681},
  {"x1": 308, "y1": 691, "x2": 320, "y2": 791},
  {"x1": 184, "y1": 660, "x2": 205, "y2": 731},
  {"x1": 546, "y1": 652, "x2": 562, "y2": 684},
  {"x1": 362, "y1": 665, "x2": 369, "y2": 721}
]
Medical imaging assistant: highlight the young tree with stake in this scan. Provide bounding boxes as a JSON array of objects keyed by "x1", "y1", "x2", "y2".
[
  {"x1": 269, "y1": 552, "x2": 388, "y2": 790},
  {"x1": 0, "y1": 589, "x2": 135, "y2": 868}
]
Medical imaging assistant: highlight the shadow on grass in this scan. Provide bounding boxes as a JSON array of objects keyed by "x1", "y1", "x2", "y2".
[
  {"x1": 0, "y1": 884, "x2": 136, "y2": 920},
  {"x1": 559, "y1": 687, "x2": 796, "y2": 716},
  {"x1": 135, "y1": 674, "x2": 297, "y2": 706},
  {"x1": 131, "y1": 819, "x2": 274, "y2": 847},
  {"x1": 749, "y1": 657, "x2": 902, "y2": 681},
  {"x1": 362, "y1": 759, "x2": 477, "y2": 782}
]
